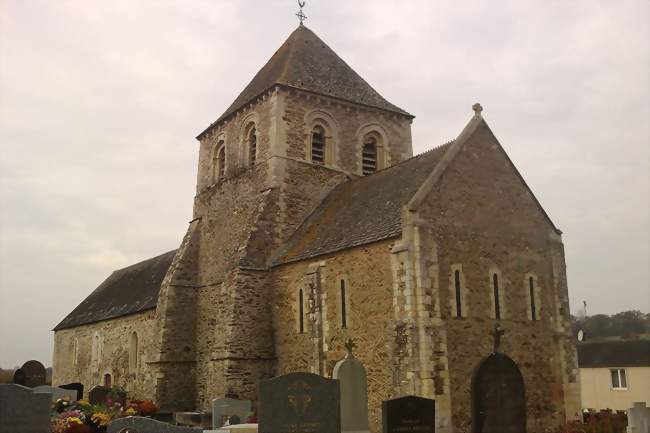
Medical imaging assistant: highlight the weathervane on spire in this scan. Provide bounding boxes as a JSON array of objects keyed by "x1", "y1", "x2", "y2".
[{"x1": 296, "y1": 1, "x2": 307, "y2": 25}]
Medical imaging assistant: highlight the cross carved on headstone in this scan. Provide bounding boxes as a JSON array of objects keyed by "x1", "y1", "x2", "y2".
[{"x1": 491, "y1": 323, "x2": 505, "y2": 353}]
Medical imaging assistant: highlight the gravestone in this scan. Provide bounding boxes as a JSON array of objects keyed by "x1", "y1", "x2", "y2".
[
  {"x1": 12, "y1": 368, "x2": 26, "y2": 385},
  {"x1": 21, "y1": 360, "x2": 46, "y2": 388},
  {"x1": 89, "y1": 385, "x2": 110, "y2": 404},
  {"x1": 33, "y1": 385, "x2": 76, "y2": 401},
  {"x1": 212, "y1": 397, "x2": 252, "y2": 428},
  {"x1": 259, "y1": 372, "x2": 340, "y2": 433},
  {"x1": 89, "y1": 385, "x2": 126, "y2": 406},
  {"x1": 627, "y1": 402, "x2": 650, "y2": 433},
  {"x1": 0, "y1": 383, "x2": 52, "y2": 433},
  {"x1": 332, "y1": 340, "x2": 370, "y2": 433},
  {"x1": 382, "y1": 396, "x2": 435, "y2": 433},
  {"x1": 107, "y1": 416, "x2": 202, "y2": 433},
  {"x1": 59, "y1": 382, "x2": 84, "y2": 401}
]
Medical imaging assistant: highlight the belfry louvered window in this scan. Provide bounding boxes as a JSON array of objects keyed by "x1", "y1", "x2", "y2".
[
  {"x1": 362, "y1": 136, "x2": 378, "y2": 175},
  {"x1": 311, "y1": 126, "x2": 325, "y2": 165}
]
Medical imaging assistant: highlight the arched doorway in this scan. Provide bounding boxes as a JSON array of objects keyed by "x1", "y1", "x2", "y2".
[{"x1": 472, "y1": 353, "x2": 526, "y2": 433}]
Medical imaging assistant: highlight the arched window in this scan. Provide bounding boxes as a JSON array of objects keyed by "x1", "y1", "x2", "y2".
[
  {"x1": 213, "y1": 140, "x2": 225, "y2": 182},
  {"x1": 72, "y1": 338, "x2": 78, "y2": 366},
  {"x1": 298, "y1": 288, "x2": 305, "y2": 334},
  {"x1": 246, "y1": 125, "x2": 257, "y2": 166},
  {"x1": 529, "y1": 277, "x2": 536, "y2": 320},
  {"x1": 340, "y1": 279, "x2": 348, "y2": 329},
  {"x1": 454, "y1": 270, "x2": 462, "y2": 318},
  {"x1": 493, "y1": 273, "x2": 501, "y2": 320},
  {"x1": 129, "y1": 332, "x2": 138, "y2": 373},
  {"x1": 91, "y1": 332, "x2": 102, "y2": 365},
  {"x1": 103, "y1": 373, "x2": 112, "y2": 388},
  {"x1": 362, "y1": 135, "x2": 378, "y2": 175},
  {"x1": 311, "y1": 126, "x2": 326, "y2": 165}
]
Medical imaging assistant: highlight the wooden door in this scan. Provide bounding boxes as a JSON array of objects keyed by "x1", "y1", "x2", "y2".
[{"x1": 472, "y1": 353, "x2": 526, "y2": 433}]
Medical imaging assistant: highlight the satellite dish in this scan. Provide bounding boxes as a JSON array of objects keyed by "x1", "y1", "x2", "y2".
[{"x1": 577, "y1": 329, "x2": 585, "y2": 342}]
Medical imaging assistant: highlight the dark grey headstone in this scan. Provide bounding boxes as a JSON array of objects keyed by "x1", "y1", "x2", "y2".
[
  {"x1": 107, "y1": 416, "x2": 203, "y2": 433},
  {"x1": 21, "y1": 360, "x2": 46, "y2": 388},
  {"x1": 89, "y1": 385, "x2": 110, "y2": 404},
  {"x1": 259, "y1": 372, "x2": 340, "y2": 433},
  {"x1": 0, "y1": 383, "x2": 52, "y2": 433},
  {"x1": 382, "y1": 396, "x2": 435, "y2": 433},
  {"x1": 59, "y1": 382, "x2": 84, "y2": 401},
  {"x1": 12, "y1": 368, "x2": 26, "y2": 385}
]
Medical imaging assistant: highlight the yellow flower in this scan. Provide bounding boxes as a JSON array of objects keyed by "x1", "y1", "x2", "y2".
[
  {"x1": 77, "y1": 399, "x2": 90, "y2": 406},
  {"x1": 125, "y1": 407, "x2": 137, "y2": 415},
  {"x1": 91, "y1": 412, "x2": 111, "y2": 427},
  {"x1": 66, "y1": 417, "x2": 83, "y2": 426}
]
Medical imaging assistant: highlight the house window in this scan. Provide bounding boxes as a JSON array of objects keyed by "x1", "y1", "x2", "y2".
[
  {"x1": 340, "y1": 280, "x2": 347, "y2": 329},
  {"x1": 247, "y1": 125, "x2": 257, "y2": 166},
  {"x1": 454, "y1": 270, "x2": 462, "y2": 318},
  {"x1": 529, "y1": 277, "x2": 537, "y2": 321},
  {"x1": 311, "y1": 126, "x2": 326, "y2": 165},
  {"x1": 298, "y1": 289, "x2": 305, "y2": 334},
  {"x1": 611, "y1": 369, "x2": 627, "y2": 389},
  {"x1": 493, "y1": 273, "x2": 501, "y2": 320},
  {"x1": 362, "y1": 136, "x2": 378, "y2": 175},
  {"x1": 213, "y1": 140, "x2": 225, "y2": 182},
  {"x1": 129, "y1": 332, "x2": 138, "y2": 374}
]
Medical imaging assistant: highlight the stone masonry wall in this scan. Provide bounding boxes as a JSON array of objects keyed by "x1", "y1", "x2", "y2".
[
  {"x1": 271, "y1": 240, "x2": 396, "y2": 433},
  {"x1": 52, "y1": 310, "x2": 156, "y2": 400},
  {"x1": 415, "y1": 120, "x2": 578, "y2": 433}
]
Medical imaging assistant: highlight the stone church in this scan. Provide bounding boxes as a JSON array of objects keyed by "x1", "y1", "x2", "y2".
[{"x1": 53, "y1": 24, "x2": 581, "y2": 432}]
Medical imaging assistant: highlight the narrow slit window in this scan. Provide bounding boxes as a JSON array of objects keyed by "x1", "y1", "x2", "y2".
[
  {"x1": 529, "y1": 277, "x2": 537, "y2": 320},
  {"x1": 493, "y1": 273, "x2": 501, "y2": 319},
  {"x1": 299, "y1": 289, "x2": 304, "y2": 334},
  {"x1": 340, "y1": 280, "x2": 347, "y2": 328},
  {"x1": 248, "y1": 126, "x2": 257, "y2": 166},
  {"x1": 362, "y1": 136, "x2": 377, "y2": 175},
  {"x1": 454, "y1": 270, "x2": 462, "y2": 318},
  {"x1": 103, "y1": 373, "x2": 111, "y2": 388},
  {"x1": 311, "y1": 126, "x2": 325, "y2": 165}
]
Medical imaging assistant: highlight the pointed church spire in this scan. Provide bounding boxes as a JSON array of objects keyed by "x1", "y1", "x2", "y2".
[{"x1": 199, "y1": 25, "x2": 412, "y2": 138}]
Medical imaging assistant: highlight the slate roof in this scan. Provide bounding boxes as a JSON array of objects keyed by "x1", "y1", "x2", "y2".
[
  {"x1": 577, "y1": 340, "x2": 650, "y2": 368},
  {"x1": 274, "y1": 142, "x2": 453, "y2": 264},
  {"x1": 198, "y1": 25, "x2": 411, "y2": 138},
  {"x1": 53, "y1": 250, "x2": 177, "y2": 330}
]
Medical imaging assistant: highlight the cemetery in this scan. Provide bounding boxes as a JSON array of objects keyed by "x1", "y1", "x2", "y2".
[{"x1": 2, "y1": 348, "x2": 649, "y2": 433}]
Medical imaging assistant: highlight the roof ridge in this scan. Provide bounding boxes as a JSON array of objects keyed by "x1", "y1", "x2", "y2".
[{"x1": 111, "y1": 249, "x2": 177, "y2": 274}]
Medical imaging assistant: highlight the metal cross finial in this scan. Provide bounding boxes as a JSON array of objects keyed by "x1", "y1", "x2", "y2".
[
  {"x1": 296, "y1": 1, "x2": 307, "y2": 25},
  {"x1": 491, "y1": 323, "x2": 505, "y2": 353},
  {"x1": 344, "y1": 338, "x2": 357, "y2": 359},
  {"x1": 472, "y1": 103, "x2": 483, "y2": 116}
]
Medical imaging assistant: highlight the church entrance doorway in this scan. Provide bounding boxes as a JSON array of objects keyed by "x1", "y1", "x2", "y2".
[{"x1": 472, "y1": 353, "x2": 526, "y2": 433}]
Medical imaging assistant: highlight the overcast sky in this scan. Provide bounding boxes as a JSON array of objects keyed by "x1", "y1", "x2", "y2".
[{"x1": 1, "y1": 0, "x2": 648, "y2": 368}]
